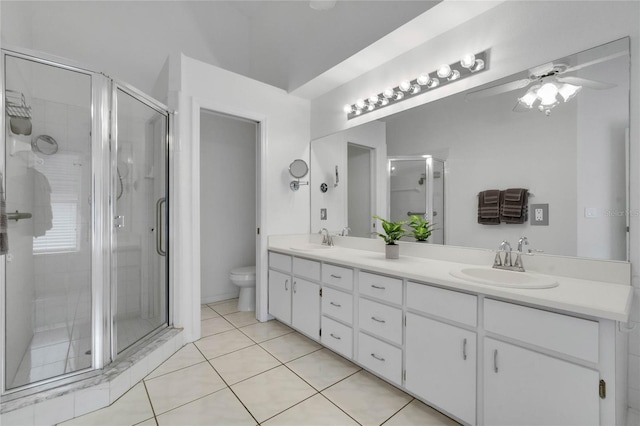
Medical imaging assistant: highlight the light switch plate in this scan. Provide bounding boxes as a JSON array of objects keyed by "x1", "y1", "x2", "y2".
[
  {"x1": 320, "y1": 208, "x2": 327, "y2": 220},
  {"x1": 530, "y1": 204, "x2": 548, "y2": 226}
]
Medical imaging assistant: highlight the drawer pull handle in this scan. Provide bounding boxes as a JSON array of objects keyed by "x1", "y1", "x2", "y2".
[
  {"x1": 493, "y1": 349, "x2": 498, "y2": 373},
  {"x1": 285, "y1": 279, "x2": 289, "y2": 291},
  {"x1": 371, "y1": 284, "x2": 386, "y2": 290},
  {"x1": 370, "y1": 353, "x2": 385, "y2": 362},
  {"x1": 462, "y1": 338, "x2": 467, "y2": 361},
  {"x1": 330, "y1": 301, "x2": 342, "y2": 308},
  {"x1": 330, "y1": 274, "x2": 342, "y2": 279},
  {"x1": 330, "y1": 333, "x2": 341, "y2": 340},
  {"x1": 371, "y1": 316, "x2": 386, "y2": 324}
]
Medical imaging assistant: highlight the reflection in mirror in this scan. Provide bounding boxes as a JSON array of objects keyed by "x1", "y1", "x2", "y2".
[
  {"x1": 311, "y1": 37, "x2": 629, "y2": 261},
  {"x1": 389, "y1": 156, "x2": 444, "y2": 244},
  {"x1": 289, "y1": 159, "x2": 309, "y2": 179}
]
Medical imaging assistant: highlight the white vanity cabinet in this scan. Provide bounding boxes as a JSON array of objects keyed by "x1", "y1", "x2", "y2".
[
  {"x1": 268, "y1": 253, "x2": 321, "y2": 340},
  {"x1": 483, "y1": 298, "x2": 602, "y2": 426},
  {"x1": 405, "y1": 283, "x2": 478, "y2": 425},
  {"x1": 320, "y1": 263, "x2": 354, "y2": 358}
]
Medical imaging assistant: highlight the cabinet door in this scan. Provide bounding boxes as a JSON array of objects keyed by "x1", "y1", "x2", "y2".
[
  {"x1": 484, "y1": 338, "x2": 599, "y2": 426},
  {"x1": 405, "y1": 313, "x2": 476, "y2": 425},
  {"x1": 268, "y1": 269, "x2": 291, "y2": 325},
  {"x1": 292, "y1": 278, "x2": 320, "y2": 339}
]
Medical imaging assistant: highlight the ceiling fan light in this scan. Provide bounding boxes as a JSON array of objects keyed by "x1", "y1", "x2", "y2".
[
  {"x1": 558, "y1": 83, "x2": 582, "y2": 102},
  {"x1": 518, "y1": 88, "x2": 538, "y2": 108},
  {"x1": 537, "y1": 82, "x2": 559, "y2": 106}
]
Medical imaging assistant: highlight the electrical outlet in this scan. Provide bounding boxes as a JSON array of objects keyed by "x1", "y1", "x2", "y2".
[
  {"x1": 530, "y1": 204, "x2": 549, "y2": 226},
  {"x1": 320, "y1": 208, "x2": 327, "y2": 220},
  {"x1": 585, "y1": 207, "x2": 599, "y2": 218}
]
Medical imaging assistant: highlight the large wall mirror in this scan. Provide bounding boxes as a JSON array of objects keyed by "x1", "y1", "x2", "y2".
[{"x1": 310, "y1": 37, "x2": 630, "y2": 261}]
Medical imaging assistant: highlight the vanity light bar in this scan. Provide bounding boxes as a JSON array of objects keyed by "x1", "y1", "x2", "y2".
[{"x1": 344, "y1": 50, "x2": 489, "y2": 120}]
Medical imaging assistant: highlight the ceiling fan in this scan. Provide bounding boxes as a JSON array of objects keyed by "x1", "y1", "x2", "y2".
[{"x1": 465, "y1": 51, "x2": 624, "y2": 115}]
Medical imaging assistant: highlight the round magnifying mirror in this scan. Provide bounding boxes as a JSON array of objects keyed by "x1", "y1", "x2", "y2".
[{"x1": 289, "y1": 159, "x2": 309, "y2": 179}]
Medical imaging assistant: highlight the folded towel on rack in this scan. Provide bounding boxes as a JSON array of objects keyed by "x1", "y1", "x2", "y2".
[
  {"x1": 0, "y1": 173, "x2": 7, "y2": 255},
  {"x1": 501, "y1": 188, "x2": 528, "y2": 224},
  {"x1": 478, "y1": 189, "x2": 502, "y2": 225}
]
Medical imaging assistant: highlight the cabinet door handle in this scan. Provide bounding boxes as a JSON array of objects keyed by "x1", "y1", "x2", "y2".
[
  {"x1": 370, "y1": 353, "x2": 385, "y2": 362},
  {"x1": 371, "y1": 284, "x2": 385, "y2": 290},
  {"x1": 285, "y1": 279, "x2": 289, "y2": 291},
  {"x1": 330, "y1": 301, "x2": 341, "y2": 308},
  {"x1": 493, "y1": 349, "x2": 498, "y2": 373},
  {"x1": 293, "y1": 281, "x2": 297, "y2": 294},
  {"x1": 330, "y1": 333, "x2": 341, "y2": 340},
  {"x1": 330, "y1": 274, "x2": 342, "y2": 279},
  {"x1": 462, "y1": 338, "x2": 467, "y2": 361},
  {"x1": 371, "y1": 316, "x2": 386, "y2": 323}
]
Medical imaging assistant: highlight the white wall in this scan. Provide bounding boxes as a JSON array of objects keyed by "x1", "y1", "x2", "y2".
[
  {"x1": 311, "y1": 121, "x2": 386, "y2": 235},
  {"x1": 169, "y1": 54, "x2": 310, "y2": 341},
  {"x1": 200, "y1": 111, "x2": 256, "y2": 304}
]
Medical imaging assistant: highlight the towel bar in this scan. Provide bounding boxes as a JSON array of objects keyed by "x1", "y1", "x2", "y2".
[{"x1": 7, "y1": 211, "x2": 32, "y2": 222}]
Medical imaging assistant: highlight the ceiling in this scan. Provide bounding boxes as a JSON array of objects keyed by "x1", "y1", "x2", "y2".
[{"x1": 1, "y1": 0, "x2": 440, "y2": 95}]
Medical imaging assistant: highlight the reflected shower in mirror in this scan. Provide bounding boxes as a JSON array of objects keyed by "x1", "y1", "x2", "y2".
[{"x1": 310, "y1": 37, "x2": 630, "y2": 261}]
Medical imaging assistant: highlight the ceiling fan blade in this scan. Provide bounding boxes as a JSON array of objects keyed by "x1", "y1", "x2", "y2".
[
  {"x1": 556, "y1": 76, "x2": 616, "y2": 89},
  {"x1": 562, "y1": 51, "x2": 627, "y2": 74},
  {"x1": 465, "y1": 78, "x2": 532, "y2": 101}
]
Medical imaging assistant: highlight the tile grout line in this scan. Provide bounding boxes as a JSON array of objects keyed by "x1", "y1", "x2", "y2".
[
  {"x1": 141, "y1": 380, "x2": 160, "y2": 426},
  {"x1": 378, "y1": 397, "x2": 415, "y2": 426}
]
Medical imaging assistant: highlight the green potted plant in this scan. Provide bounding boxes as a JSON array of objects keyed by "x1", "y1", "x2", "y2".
[
  {"x1": 407, "y1": 215, "x2": 435, "y2": 242},
  {"x1": 373, "y1": 215, "x2": 406, "y2": 259}
]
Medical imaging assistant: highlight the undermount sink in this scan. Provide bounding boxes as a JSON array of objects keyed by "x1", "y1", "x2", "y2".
[
  {"x1": 290, "y1": 243, "x2": 333, "y2": 252},
  {"x1": 449, "y1": 267, "x2": 558, "y2": 289}
]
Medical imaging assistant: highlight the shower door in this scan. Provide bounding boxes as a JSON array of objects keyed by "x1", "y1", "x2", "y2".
[{"x1": 112, "y1": 85, "x2": 168, "y2": 355}]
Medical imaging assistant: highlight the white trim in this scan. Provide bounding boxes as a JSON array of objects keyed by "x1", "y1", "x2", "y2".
[{"x1": 190, "y1": 97, "x2": 269, "y2": 336}]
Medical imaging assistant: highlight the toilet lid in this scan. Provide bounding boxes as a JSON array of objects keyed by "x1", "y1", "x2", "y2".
[{"x1": 230, "y1": 266, "x2": 256, "y2": 276}]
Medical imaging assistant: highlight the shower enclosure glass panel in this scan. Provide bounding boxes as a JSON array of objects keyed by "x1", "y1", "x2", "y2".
[
  {"x1": 113, "y1": 87, "x2": 168, "y2": 354},
  {"x1": 4, "y1": 56, "x2": 93, "y2": 389}
]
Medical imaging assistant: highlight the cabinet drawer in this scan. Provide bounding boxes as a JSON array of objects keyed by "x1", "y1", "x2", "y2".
[
  {"x1": 407, "y1": 282, "x2": 477, "y2": 327},
  {"x1": 269, "y1": 252, "x2": 291, "y2": 272},
  {"x1": 359, "y1": 271, "x2": 402, "y2": 305},
  {"x1": 293, "y1": 257, "x2": 320, "y2": 281},
  {"x1": 321, "y1": 316, "x2": 353, "y2": 359},
  {"x1": 484, "y1": 299, "x2": 599, "y2": 362},
  {"x1": 322, "y1": 287, "x2": 353, "y2": 325},
  {"x1": 322, "y1": 264, "x2": 354, "y2": 291},
  {"x1": 358, "y1": 332, "x2": 402, "y2": 385},
  {"x1": 358, "y1": 298, "x2": 402, "y2": 345}
]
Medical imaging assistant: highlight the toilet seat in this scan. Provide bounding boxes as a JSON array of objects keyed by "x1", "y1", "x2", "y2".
[{"x1": 230, "y1": 266, "x2": 256, "y2": 281}]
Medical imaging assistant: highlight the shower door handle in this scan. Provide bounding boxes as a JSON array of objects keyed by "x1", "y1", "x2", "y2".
[{"x1": 156, "y1": 197, "x2": 166, "y2": 256}]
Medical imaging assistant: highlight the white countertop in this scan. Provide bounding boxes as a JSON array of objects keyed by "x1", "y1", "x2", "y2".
[{"x1": 268, "y1": 235, "x2": 632, "y2": 322}]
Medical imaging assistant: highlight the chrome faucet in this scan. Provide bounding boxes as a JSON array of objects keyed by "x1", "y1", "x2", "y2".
[
  {"x1": 319, "y1": 228, "x2": 334, "y2": 246},
  {"x1": 513, "y1": 236, "x2": 529, "y2": 270},
  {"x1": 341, "y1": 226, "x2": 351, "y2": 236}
]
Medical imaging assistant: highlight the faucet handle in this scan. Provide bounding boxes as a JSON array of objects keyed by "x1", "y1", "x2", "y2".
[{"x1": 493, "y1": 251, "x2": 503, "y2": 267}]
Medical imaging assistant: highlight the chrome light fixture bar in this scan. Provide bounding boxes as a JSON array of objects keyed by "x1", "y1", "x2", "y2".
[{"x1": 344, "y1": 50, "x2": 489, "y2": 120}]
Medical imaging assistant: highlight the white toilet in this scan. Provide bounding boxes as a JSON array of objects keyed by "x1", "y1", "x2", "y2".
[{"x1": 229, "y1": 266, "x2": 256, "y2": 311}]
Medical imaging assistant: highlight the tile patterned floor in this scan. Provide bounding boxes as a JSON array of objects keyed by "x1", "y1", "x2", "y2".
[{"x1": 61, "y1": 299, "x2": 460, "y2": 426}]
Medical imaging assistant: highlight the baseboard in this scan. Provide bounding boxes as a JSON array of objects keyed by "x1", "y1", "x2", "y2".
[{"x1": 201, "y1": 291, "x2": 239, "y2": 305}]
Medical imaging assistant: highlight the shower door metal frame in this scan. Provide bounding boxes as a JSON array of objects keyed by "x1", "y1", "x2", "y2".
[{"x1": 109, "y1": 80, "x2": 171, "y2": 362}]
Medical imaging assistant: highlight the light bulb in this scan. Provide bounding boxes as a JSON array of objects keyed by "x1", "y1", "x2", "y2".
[
  {"x1": 383, "y1": 88, "x2": 394, "y2": 99},
  {"x1": 437, "y1": 64, "x2": 452, "y2": 78},
  {"x1": 355, "y1": 108, "x2": 362, "y2": 116},
  {"x1": 417, "y1": 73, "x2": 430, "y2": 86},
  {"x1": 343, "y1": 104, "x2": 353, "y2": 114},
  {"x1": 367, "y1": 103, "x2": 375, "y2": 111},
  {"x1": 460, "y1": 54, "x2": 476, "y2": 69},
  {"x1": 369, "y1": 95, "x2": 379, "y2": 105},
  {"x1": 410, "y1": 84, "x2": 421, "y2": 95},
  {"x1": 448, "y1": 70, "x2": 461, "y2": 81},
  {"x1": 380, "y1": 98, "x2": 389, "y2": 106},
  {"x1": 471, "y1": 59, "x2": 485, "y2": 72},
  {"x1": 558, "y1": 83, "x2": 581, "y2": 102},
  {"x1": 426, "y1": 78, "x2": 440, "y2": 89},
  {"x1": 355, "y1": 99, "x2": 366, "y2": 109},
  {"x1": 399, "y1": 80, "x2": 411, "y2": 92},
  {"x1": 394, "y1": 91, "x2": 404, "y2": 101},
  {"x1": 537, "y1": 82, "x2": 559, "y2": 106}
]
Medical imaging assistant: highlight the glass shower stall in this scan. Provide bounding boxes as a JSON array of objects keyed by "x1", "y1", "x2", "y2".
[{"x1": 1, "y1": 49, "x2": 170, "y2": 393}]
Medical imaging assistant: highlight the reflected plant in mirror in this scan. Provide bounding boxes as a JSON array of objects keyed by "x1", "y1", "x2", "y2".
[
  {"x1": 408, "y1": 215, "x2": 435, "y2": 242},
  {"x1": 311, "y1": 37, "x2": 630, "y2": 261}
]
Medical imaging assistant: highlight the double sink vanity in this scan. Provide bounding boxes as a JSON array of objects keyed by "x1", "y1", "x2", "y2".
[{"x1": 267, "y1": 234, "x2": 632, "y2": 426}]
